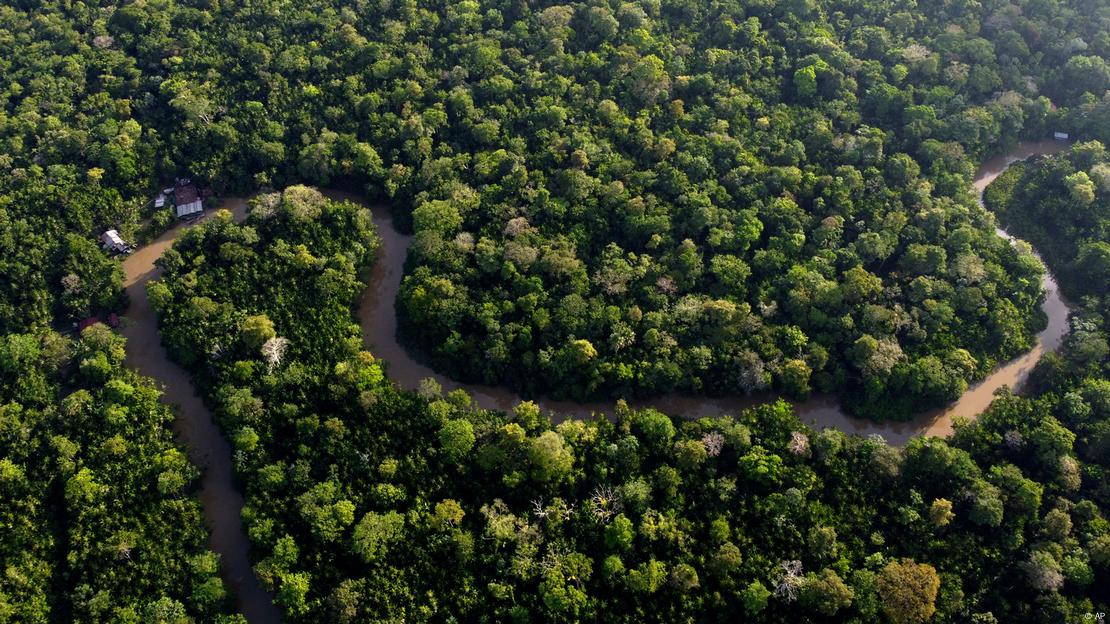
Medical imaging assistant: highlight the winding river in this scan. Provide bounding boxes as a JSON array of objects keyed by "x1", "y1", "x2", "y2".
[
  {"x1": 119, "y1": 139, "x2": 1067, "y2": 622},
  {"x1": 120, "y1": 202, "x2": 283, "y2": 624},
  {"x1": 352, "y1": 138, "x2": 1072, "y2": 445}
]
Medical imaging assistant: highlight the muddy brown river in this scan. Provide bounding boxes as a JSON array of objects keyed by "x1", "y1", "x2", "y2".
[
  {"x1": 353, "y1": 139, "x2": 1071, "y2": 445},
  {"x1": 119, "y1": 140, "x2": 1067, "y2": 622},
  {"x1": 120, "y1": 203, "x2": 283, "y2": 624}
]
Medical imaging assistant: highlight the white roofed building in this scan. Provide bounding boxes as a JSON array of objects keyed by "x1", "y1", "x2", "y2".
[
  {"x1": 100, "y1": 229, "x2": 130, "y2": 253},
  {"x1": 174, "y1": 179, "x2": 203, "y2": 218}
]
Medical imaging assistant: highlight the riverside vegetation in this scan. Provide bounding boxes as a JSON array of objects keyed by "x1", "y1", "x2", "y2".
[
  {"x1": 0, "y1": 326, "x2": 239, "y2": 622},
  {"x1": 5, "y1": 0, "x2": 1110, "y2": 416},
  {"x1": 0, "y1": 0, "x2": 1109, "y2": 621},
  {"x1": 146, "y1": 186, "x2": 1110, "y2": 622}
]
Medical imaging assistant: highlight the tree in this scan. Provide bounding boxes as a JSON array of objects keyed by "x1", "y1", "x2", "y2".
[
  {"x1": 576, "y1": 5, "x2": 618, "y2": 43},
  {"x1": 432, "y1": 499, "x2": 465, "y2": 529},
  {"x1": 241, "y1": 314, "x2": 276, "y2": 349},
  {"x1": 412, "y1": 199, "x2": 463, "y2": 235},
  {"x1": 632, "y1": 409, "x2": 676, "y2": 450},
  {"x1": 628, "y1": 55, "x2": 670, "y2": 105},
  {"x1": 877, "y1": 559, "x2": 940, "y2": 624},
  {"x1": 626, "y1": 560, "x2": 666, "y2": 594},
  {"x1": 928, "y1": 499, "x2": 954, "y2": 528},
  {"x1": 297, "y1": 482, "x2": 356, "y2": 542},
  {"x1": 852, "y1": 335, "x2": 904, "y2": 378},
  {"x1": 742, "y1": 580, "x2": 771, "y2": 615},
  {"x1": 669, "y1": 563, "x2": 699, "y2": 592},
  {"x1": 528, "y1": 431, "x2": 574, "y2": 483},
  {"x1": 352, "y1": 511, "x2": 404, "y2": 563},
  {"x1": 1043, "y1": 508, "x2": 1072, "y2": 542},
  {"x1": 261, "y1": 336, "x2": 290, "y2": 374},
  {"x1": 143, "y1": 597, "x2": 191, "y2": 623},
  {"x1": 1030, "y1": 417, "x2": 1076, "y2": 467},
  {"x1": 1089, "y1": 534, "x2": 1110, "y2": 567},
  {"x1": 799, "y1": 568, "x2": 854, "y2": 616},
  {"x1": 605, "y1": 515, "x2": 635, "y2": 551},
  {"x1": 1064, "y1": 171, "x2": 1096, "y2": 205},
  {"x1": 1076, "y1": 242, "x2": 1110, "y2": 287},
  {"x1": 780, "y1": 359, "x2": 812, "y2": 398},
  {"x1": 794, "y1": 65, "x2": 819, "y2": 99},
  {"x1": 739, "y1": 446, "x2": 784, "y2": 487},
  {"x1": 808, "y1": 526, "x2": 839, "y2": 560},
  {"x1": 673, "y1": 439, "x2": 708, "y2": 471},
  {"x1": 1022, "y1": 550, "x2": 1064, "y2": 592},
  {"x1": 968, "y1": 481, "x2": 1004, "y2": 527},
  {"x1": 438, "y1": 419, "x2": 476, "y2": 461},
  {"x1": 710, "y1": 255, "x2": 751, "y2": 295},
  {"x1": 708, "y1": 542, "x2": 742, "y2": 577},
  {"x1": 276, "y1": 571, "x2": 311, "y2": 616}
]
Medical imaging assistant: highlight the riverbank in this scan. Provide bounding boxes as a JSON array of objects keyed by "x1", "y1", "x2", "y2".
[
  {"x1": 118, "y1": 201, "x2": 282, "y2": 624},
  {"x1": 346, "y1": 139, "x2": 1072, "y2": 445},
  {"x1": 112, "y1": 140, "x2": 1069, "y2": 621}
]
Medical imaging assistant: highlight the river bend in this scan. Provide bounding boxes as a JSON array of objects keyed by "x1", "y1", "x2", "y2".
[
  {"x1": 120, "y1": 202, "x2": 283, "y2": 624},
  {"x1": 352, "y1": 139, "x2": 1071, "y2": 445},
  {"x1": 117, "y1": 140, "x2": 1068, "y2": 622}
]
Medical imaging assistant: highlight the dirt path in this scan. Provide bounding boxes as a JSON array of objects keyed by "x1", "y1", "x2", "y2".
[{"x1": 119, "y1": 201, "x2": 282, "y2": 624}]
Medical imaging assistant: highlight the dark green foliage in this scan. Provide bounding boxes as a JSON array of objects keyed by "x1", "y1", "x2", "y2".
[
  {"x1": 3, "y1": 0, "x2": 1106, "y2": 417},
  {"x1": 151, "y1": 186, "x2": 1108, "y2": 622},
  {"x1": 981, "y1": 140, "x2": 1110, "y2": 504},
  {"x1": 985, "y1": 142, "x2": 1110, "y2": 307},
  {"x1": 1, "y1": 0, "x2": 1109, "y2": 620},
  {"x1": 152, "y1": 186, "x2": 378, "y2": 376},
  {"x1": 0, "y1": 327, "x2": 237, "y2": 622}
]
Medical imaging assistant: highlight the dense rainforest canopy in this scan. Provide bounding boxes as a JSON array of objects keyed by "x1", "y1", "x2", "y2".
[
  {"x1": 0, "y1": 0, "x2": 1108, "y2": 622},
  {"x1": 149, "y1": 186, "x2": 1110, "y2": 622},
  {"x1": 2, "y1": 0, "x2": 1110, "y2": 415},
  {"x1": 0, "y1": 326, "x2": 238, "y2": 622}
]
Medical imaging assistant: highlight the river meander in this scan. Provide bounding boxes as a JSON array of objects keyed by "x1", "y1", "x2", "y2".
[
  {"x1": 350, "y1": 139, "x2": 1071, "y2": 445},
  {"x1": 118, "y1": 139, "x2": 1068, "y2": 623},
  {"x1": 120, "y1": 202, "x2": 282, "y2": 624}
]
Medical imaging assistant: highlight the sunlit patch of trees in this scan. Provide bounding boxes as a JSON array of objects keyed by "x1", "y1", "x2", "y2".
[
  {"x1": 0, "y1": 327, "x2": 239, "y2": 622},
  {"x1": 149, "y1": 186, "x2": 1110, "y2": 622}
]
